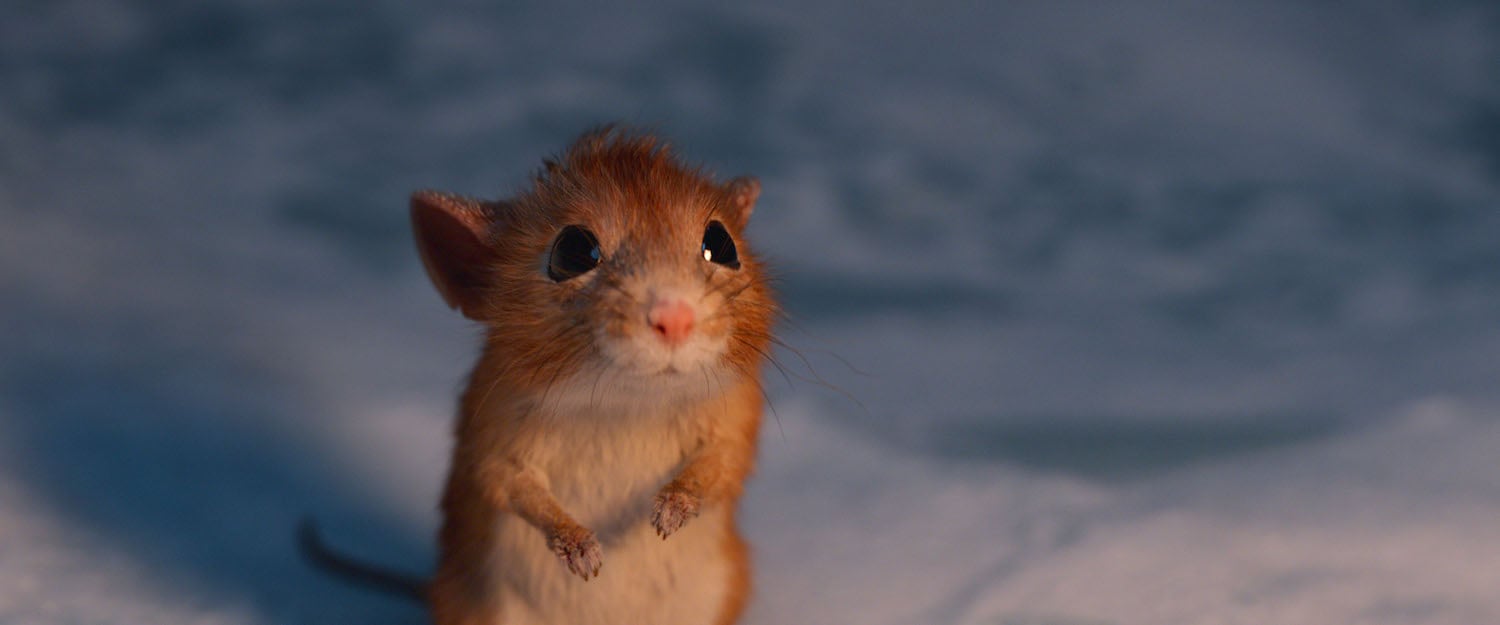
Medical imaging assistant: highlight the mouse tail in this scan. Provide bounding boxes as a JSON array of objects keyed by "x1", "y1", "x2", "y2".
[{"x1": 297, "y1": 517, "x2": 428, "y2": 604}]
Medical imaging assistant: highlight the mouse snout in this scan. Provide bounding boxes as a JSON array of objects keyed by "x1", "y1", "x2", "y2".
[{"x1": 647, "y1": 298, "x2": 696, "y2": 347}]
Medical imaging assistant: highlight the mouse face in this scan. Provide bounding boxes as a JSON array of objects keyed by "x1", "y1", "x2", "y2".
[{"x1": 412, "y1": 130, "x2": 775, "y2": 411}]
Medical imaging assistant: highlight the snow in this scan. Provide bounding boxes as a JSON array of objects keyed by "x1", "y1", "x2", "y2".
[
  {"x1": 0, "y1": 465, "x2": 258, "y2": 625},
  {"x1": 745, "y1": 400, "x2": 1500, "y2": 625},
  {"x1": 2, "y1": 1, "x2": 1499, "y2": 623}
]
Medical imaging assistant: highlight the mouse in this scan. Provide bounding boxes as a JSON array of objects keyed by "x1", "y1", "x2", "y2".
[{"x1": 309, "y1": 127, "x2": 775, "y2": 625}]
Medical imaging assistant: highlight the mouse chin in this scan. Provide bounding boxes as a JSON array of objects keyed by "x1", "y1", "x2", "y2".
[
  {"x1": 591, "y1": 339, "x2": 737, "y2": 399},
  {"x1": 594, "y1": 329, "x2": 728, "y2": 378},
  {"x1": 542, "y1": 356, "x2": 735, "y2": 417},
  {"x1": 608, "y1": 351, "x2": 726, "y2": 385}
]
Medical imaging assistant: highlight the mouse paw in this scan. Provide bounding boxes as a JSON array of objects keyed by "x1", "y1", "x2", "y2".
[
  {"x1": 652, "y1": 488, "x2": 701, "y2": 539},
  {"x1": 547, "y1": 525, "x2": 603, "y2": 580}
]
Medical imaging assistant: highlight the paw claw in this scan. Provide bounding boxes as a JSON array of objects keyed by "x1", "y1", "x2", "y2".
[
  {"x1": 547, "y1": 526, "x2": 603, "y2": 581},
  {"x1": 652, "y1": 489, "x2": 701, "y2": 539}
]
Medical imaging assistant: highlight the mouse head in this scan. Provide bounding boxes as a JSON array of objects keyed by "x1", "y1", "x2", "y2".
[{"x1": 411, "y1": 129, "x2": 776, "y2": 408}]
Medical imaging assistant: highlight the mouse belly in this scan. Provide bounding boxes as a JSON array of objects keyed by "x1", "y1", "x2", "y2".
[
  {"x1": 477, "y1": 419, "x2": 743, "y2": 625},
  {"x1": 485, "y1": 506, "x2": 736, "y2": 625}
]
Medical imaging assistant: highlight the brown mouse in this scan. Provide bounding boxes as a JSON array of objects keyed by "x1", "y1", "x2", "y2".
[{"x1": 407, "y1": 128, "x2": 775, "y2": 625}]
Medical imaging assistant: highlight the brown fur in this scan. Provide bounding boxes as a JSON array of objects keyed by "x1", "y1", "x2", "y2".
[{"x1": 412, "y1": 128, "x2": 775, "y2": 625}]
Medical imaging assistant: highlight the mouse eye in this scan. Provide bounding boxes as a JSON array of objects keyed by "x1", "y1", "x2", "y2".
[
  {"x1": 547, "y1": 225, "x2": 602, "y2": 282},
  {"x1": 701, "y1": 221, "x2": 740, "y2": 269}
]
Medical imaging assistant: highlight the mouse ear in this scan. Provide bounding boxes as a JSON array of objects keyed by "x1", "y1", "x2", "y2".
[
  {"x1": 410, "y1": 190, "x2": 493, "y2": 320},
  {"x1": 725, "y1": 176, "x2": 760, "y2": 229}
]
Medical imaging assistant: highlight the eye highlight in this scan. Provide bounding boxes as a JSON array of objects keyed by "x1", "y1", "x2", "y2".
[
  {"x1": 547, "y1": 225, "x2": 602, "y2": 282},
  {"x1": 701, "y1": 221, "x2": 739, "y2": 269}
]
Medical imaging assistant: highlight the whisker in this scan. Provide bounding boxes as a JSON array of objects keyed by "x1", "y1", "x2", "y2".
[
  {"x1": 589, "y1": 361, "x2": 611, "y2": 410},
  {"x1": 718, "y1": 278, "x2": 758, "y2": 302},
  {"x1": 698, "y1": 297, "x2": 776, "y2": 327},
  {"x1": 706, "y1": 362, "x2": 733, "y2": 429},
  {"x1": 733, "y1": 329, "x2": 868, "y2": 417},
  {"x1": 472, "y1": 319, "x2": 584, "y2": 416},
  {"x1": 472, "y1": 355, "x2": 508, "y2": 419},
  {"x1": 719, "y1": 358, "x2": 784, "y2": 442},
  {"x1": 772, "y1": 316, "x2": 872, "y2": 378},
  {"x1": 532, "y1": 324, "x2": 594, "y2": 411},
  {"x1": 699, "y1": 362, "x2": 714, "y2": 406},
  {"x1": 747, "y1": 369, "x2": 784, "y2": 442},
  {"x1": 731, "y1": 335, "x2": 795, "y2": 390}
]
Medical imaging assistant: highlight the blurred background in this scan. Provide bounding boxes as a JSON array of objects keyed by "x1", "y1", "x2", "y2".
[{"x1": 2, "y1": 1, "x2": 1499, "y2": 623}]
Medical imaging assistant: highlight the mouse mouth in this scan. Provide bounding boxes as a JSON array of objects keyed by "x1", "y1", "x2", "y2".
[{"x1": 593, "y1": 324, "x2": 728, "y2": 379}]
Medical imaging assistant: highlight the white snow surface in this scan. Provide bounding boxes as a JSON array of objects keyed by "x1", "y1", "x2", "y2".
[
  {"x1": 749, "y1": 399, "x2": 1500, "y2": 625},
  {"x1": 3, "y1": 1, "x2": 1499, "y2": 623}
]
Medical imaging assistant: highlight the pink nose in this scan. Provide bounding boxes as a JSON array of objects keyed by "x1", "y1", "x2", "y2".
[{"x1": 648, "y1": 299, "x2": 695, "y2": 346}]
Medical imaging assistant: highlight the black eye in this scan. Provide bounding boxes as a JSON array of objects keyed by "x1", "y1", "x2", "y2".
[
  {"x1": 701, "y1": 220, "x2": 740, "y2": 269},
  {"x1": 547, "y1": 225, "x2": 602, "y2": 282}
]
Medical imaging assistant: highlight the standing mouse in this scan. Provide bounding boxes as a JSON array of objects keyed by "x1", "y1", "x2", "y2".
[{"x1": 411, "y1": 128, "x2": 775, "y2": 625}]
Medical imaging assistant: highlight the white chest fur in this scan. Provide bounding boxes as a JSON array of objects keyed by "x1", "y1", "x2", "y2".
[{"x1": 485, "y1": 407, "x2": 732, "y2": 625}]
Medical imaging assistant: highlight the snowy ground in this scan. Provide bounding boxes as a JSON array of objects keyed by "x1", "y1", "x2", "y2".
[{"x1": 3, "y1": 1, "x2": 1499, "y2": 623}]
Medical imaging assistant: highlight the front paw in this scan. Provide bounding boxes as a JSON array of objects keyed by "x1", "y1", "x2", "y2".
[
  {"x1": 546, "y1": 525, "x2": 603, "y2": 580},
  {"x1": 652, "y1": 488, "x2": 701, "y2": 539}
]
